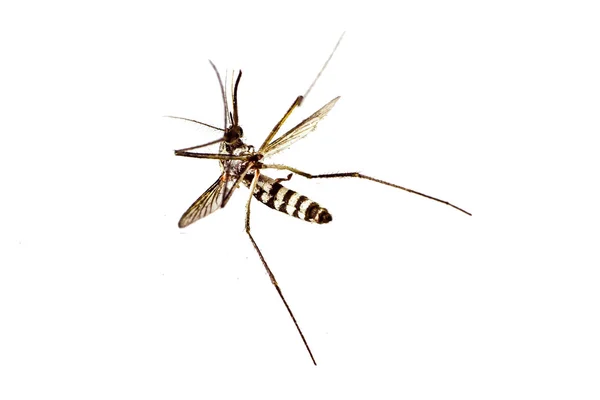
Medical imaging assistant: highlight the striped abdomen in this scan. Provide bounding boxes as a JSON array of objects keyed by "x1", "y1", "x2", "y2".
[{"x1": 249, "y1": 175, "x2": 332, "y2": 224}]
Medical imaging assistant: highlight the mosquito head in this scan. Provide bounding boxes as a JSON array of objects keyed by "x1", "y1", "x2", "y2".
[
  {"x1": 224, "y1": 124, "x2": 243, "y2": 144},
  {"x1": 221, "y1": 68, "x2": 244, "y2": 147}
]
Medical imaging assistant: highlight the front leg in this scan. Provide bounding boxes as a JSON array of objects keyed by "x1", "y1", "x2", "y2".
[{"x1": 174, "y1": 150, "x2": 251, "y2": 161}]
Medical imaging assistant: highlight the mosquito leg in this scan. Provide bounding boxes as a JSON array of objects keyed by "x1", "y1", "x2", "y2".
[
  {"x1": 262, "y1": 163, "x2": 472, "y2": 216},
  {"x1": 258, "y1": 96, "x2": 304, "y2": 152},
  {"x1": 173, "y1": 150, "x2": 251, "y2": 161},
  {"x1": 272, "y1": 173, "x2": 293, "y2": 184},
  {"x1": 173, "y1": 138, "x2": 226, "y2": 153},
  {"x1": 245, "y1": 170, "x2": 317, "y2": 365},
  {"x1": 302, "y1": 32, "x2": 345, "y2": 102},
  {"x1": 257, "y1": 34, "x2": 345, "y2": 153}
]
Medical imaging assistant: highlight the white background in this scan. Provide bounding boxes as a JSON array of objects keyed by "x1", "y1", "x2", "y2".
[{"x1": 1, "y1": 1, "x2": 599, "y2": 399}]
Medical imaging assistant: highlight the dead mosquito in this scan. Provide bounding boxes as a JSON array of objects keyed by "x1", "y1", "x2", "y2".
[{"x1": 168, "y1": 34, "x2": 471, "y2": 365}]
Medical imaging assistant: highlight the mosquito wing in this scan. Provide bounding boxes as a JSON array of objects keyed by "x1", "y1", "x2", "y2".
[
  {"x1": 262, "y1": 96, "x2": 340, "y2": 157},
  {"x1": 178, "y1": 174, "x2": 236, "y2": 228}
]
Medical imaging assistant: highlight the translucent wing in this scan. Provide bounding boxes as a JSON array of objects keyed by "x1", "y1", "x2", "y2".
[
  {"x1": 178, "y1": 174, "x2": 236, "y2": 228},
  {"x1": 262, "y1": 96, "x2": 340, "y2": 157}
]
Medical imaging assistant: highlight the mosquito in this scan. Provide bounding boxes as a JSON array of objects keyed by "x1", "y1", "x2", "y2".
[{"x1": 168, "y1": 34, "x2": 471, "y2": 365}]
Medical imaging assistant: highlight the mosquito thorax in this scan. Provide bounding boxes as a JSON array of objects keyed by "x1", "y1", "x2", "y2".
[{"x1": 248, "y1": 153, "x2": 262, "y2": 163}]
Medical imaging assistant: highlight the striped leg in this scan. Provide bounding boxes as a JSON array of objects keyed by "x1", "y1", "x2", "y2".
[
  {"x1": 244, "y1": 170, "x2": 317, "y2": 365},
  {"x1": 262, "y1": 163, "x2": 472, "y2": 216}
]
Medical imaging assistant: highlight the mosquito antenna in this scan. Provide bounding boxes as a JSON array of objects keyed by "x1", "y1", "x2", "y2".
[
  {"x1": 165, "y1": 62, "x2": 228, "y2": 146},
  {"x1": 208, "y1": 61, "x2": 234, "y2": 208},
  {"x1": 229, "y1": 70, "x2": 234, "y2": 124},
  {"x1": 225, "y1": 69, "x2": 232, "y2": 125},
  {"x1": 208, "y1": 60, "x2": 229, "y2": 132},
  {"x1": 301, "y1": 32, "x2": 345, "y2": 105},
  {"x1": 227, "y1": 74, "x2": 233, "y2": 125},
  {"x1": 165, "y1": 116, "x2": 225, "y2": 132}
]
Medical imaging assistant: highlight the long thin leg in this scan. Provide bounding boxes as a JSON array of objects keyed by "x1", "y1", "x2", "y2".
[
  {"x1": 302, "y1": 32, "x2": 345, "y2": 102},
  {"x1": 262, "y1": 163, "x2": 472, "y2": 216},
  {"x1": 173, "y1": 150, "x2": 251, "y2": 161},
  {"x1": 245, "y1": 170, "x2": 317, "y2": 365},
  {"x1": 174, "y1": 138, "x2": 225, "y2": 153},
  {"x1": 257, "y1": 34, "x2": 345, "y2": 153},
  {"x1": 258, "y1": 96, "x2": 304, "y2": 153}
]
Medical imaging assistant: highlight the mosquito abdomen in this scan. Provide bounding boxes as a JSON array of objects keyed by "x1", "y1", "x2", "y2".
[{"x1": 251, "y1": 175, "x2": 332, "y2": 224}]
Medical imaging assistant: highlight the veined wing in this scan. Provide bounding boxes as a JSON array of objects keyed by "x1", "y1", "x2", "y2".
[
  {"x1": 178, "y1": 174, "x2": 237, "y2": 228},
  {"x1": 262, "y1": 96, "x2": 340, "y2": 157}
]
